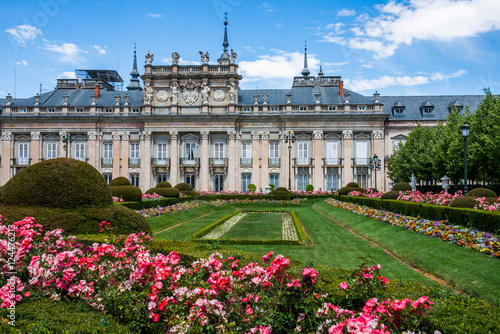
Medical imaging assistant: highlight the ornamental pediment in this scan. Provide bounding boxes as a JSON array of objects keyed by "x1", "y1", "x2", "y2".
[
  {"x1": 354, "y1": 133, "x2": 371, "y2": 139},
  {"x1": 180, "y1": 133, "x2": 200, "y2": 140}
]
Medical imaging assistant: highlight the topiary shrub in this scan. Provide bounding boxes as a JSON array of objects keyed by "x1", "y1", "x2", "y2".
[
  {"x1": 346, "y1": 182, "x2": 359, "y2": 188},
  {"x1": 247, "y1": 184, "x2": 257, "y2": 192},
  {"x1": 174, "y1": 183, "x2": 194, "y2": 192},
  {"x1": 110, "y1": 185, "x2": 142, "y2": 202},
  {"x1": 449, "y1": 196, "x2": 477, "y2": 208},
  {"x1": 338, "y1": 186, "x2": 366, "y2": 196},
  {"x1": 146, "y1": 187, "x2": 180, "y2": 198},
  {"x1": 187, "y1": 191, "x2": 200, "y2": 197},
  {"x1": 380, "y1": 191, "x2": 401, "y2": 200},
  {"x1": 393, "y1": 182, "x2": 412, "y2": 192},
  {"x1": 156, "y1": 181, "x2": 172, "y2": 188},
  {"x1": 466, "y1": 188, "x2": 497, "y2": 198},
  {"x1": 0, "y1": 158, "x2": 112, "y2": 209},
  {"x1": 109, "y1": 176, "x2": 131, "y2": 186},
  {"x1": 305, "y1": 184, "x2": 314, "y2": 192},
  {"x1": 275, "y1": 187, "x2": 289, "y2": 193}
]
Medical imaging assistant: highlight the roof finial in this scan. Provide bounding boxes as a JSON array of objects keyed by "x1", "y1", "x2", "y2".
[
  {"x1": 301, "y1": 40, "x2": 310, "y2": 77},
  {"x1": 127, "y1": 43, "x2": 142, "y2": 91},
  {"x1": 218, "y1": 12, "x2": 231, "y2": 64},
  {"x1": 318, "y1": 65, "x2": 324, "y2": 76}
]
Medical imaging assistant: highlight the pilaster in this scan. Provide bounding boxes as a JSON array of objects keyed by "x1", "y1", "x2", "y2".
[
  {"x1": 342, "y1": 130, "x2": 353, "y2": 187},
  {"x1": 227, "y1": 130, "x2": 236, "y2": 191},
  {"x1": 372, "y1": 130, "x2": 384, "y2": 191},
  {"x1": 121, "y1": 132, "x2": 130, "y2": 177},
  {"x1": 142, "y1": 131, "x2": 152, "y2": 190},
  {"x1": 261, "y1": 131, "x2": 269, "y2": 189},
  {"x1": 251, "y1": 131, "x2": 260, "y2": 190},
  {"x1": 170, "y1": 131, "x2": 178, "y2": 186},
  {"x1": 313, "y1": 130, "x2": 323, "y2": 190},
  {"x1": 31, "y1": 132, "x2": 41, "y2": 164},
  {"x1": 112, "y1": 132, "x2": 121, "y2": 179},
  {"x1": 87, "y1": 131, "x2": 98, "y2": 168},
  {"x1": 200, "y1": 131, "x2": 209, "y2": 191},
  {"x1": 1, "y1": 132, "x2": 12, "y2": 186}
]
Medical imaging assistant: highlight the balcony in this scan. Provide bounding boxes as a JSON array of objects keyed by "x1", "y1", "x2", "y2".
[
  {"x1": 151, "y1": 158, "x2": 170, "y2": 166},
  {"x1": 101, "y1": 158, "x2": 113, "y2": 166},
  {"x1": 12, "y1": 158, "x2": 30, "y2": 166},
  {"x1": 240, "y1": 158, "x2": 252, "y2": 166},
  {"x1": 129, "y1": 158, "x2": 141, "y2": 166},
  {"x1": 294, "y1": 158, "x2": 313, "y2": 166},
  {"x1": 322, "y1": 158, "x2": 343, "y2": 166},
  {"x1": 179, "y1": 158, "x2": 200, "y2": 166},
  {"x1": 352, "y1": 158, "x2": 370, "y2": 166},
  {"x1": 209, "y1": 158, "x2": 228, "y2": 166},
  {"x1": 268, "y1": 157, "x2": 280, "y2": 166}
]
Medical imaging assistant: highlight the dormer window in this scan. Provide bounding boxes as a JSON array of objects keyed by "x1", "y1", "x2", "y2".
[
  {"x1": 423, "y1": 106, "x2": 434, "y2": 113},
  {"x1": 394, "y1": 107, "x2": 405, "y2": 114},
  {"x1": 421, "y1": 100, "x2": 434, "y2": 117},
  {"x1": 243, "y1": 107, "x2": 251, "y2": 112},
  {"x1": 299, "y1": 106, "x2": 307, "y2": 111},
  {"x1": 357, "y1": 105, "x2": 366, "y2": 111},
  {"x1": 48, "y1": 108, "x2": 55, "y2": 113},
  {"x1": 271, "y1": 107, "x2": 279, "y2": 112},
  {"x1": 329, "y1": 106, "x2": 337, "y2": 111},
  {"x1": 392, "y1": 100, "x2": 405, "y2": 117},
  {"x1": 105, "y1": 108, "x2": 113, "y2": 113},
  {"x1": 19, "y1": 108, "x2": 26, "y2": 113},
  {"x1": 449, "y1": 100, "x2": 463, "y2": 113}
]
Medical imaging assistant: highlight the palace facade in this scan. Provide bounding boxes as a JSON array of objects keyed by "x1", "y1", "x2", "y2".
[{"x1": 0, "y1": 21, "x2": 487, "y2": 192}]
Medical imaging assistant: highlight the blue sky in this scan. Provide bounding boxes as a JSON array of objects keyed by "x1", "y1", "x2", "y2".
[{"x1": 2, "y1": 0, "x2": 500, "y2": 98}]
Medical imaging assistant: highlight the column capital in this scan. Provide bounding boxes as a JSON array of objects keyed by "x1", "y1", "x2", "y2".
[
  {"x1": 313, "y1": 130, "x2": 323, "y2": 139},
  {"x1": 251, "y1": 131, "x2": 260, "y2": 140},
  {"x1": 142, "y1": 130, "x2": 152, "y2": 140},
  {"x1": 112, "y1": 131, "x2": 121, "y2": 140},
  {"x1": 342, "y1": 130, "x2": 353, "y2": 139},
  {"x1": 31, "y1": 131, "x2": 41, "y2": 140},
  {"x1": 87, "y1": 131, "x2": 98, "y2": 140},
  {"x1": 2, "y1": 132, "x2": 12, "y2": 141},
  {"x1": 372, "y1": 130, "x2": 384, "y2": 139},
  {"x1": 227, "y1": 130, "x2": 237, "y2": 139},
  {"x1": 121, "y1": 132, "x2": 130, "y2": 140},
  {"x1": 169, "y1": 130, "x2": 178, "y2": 139},
  {"x1": 236, "y1": 132, "x2": 242, "y2": 140},
  {"x1": 261, "y1": 131, "x2": 270, "y2": 140},
  {"x1": 201, "y1": 131, "x2": 209, "y2": 139}
]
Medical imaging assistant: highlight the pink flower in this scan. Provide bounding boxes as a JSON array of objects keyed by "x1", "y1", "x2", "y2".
[
  {"x1": 339, "y1": 281, "x2": 349, "y2": 290},
  {"x1": 301, "y1": 268, "x2": 319, "y2": 285}
]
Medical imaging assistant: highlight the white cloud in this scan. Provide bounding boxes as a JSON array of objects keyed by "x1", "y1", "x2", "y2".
[
  {"x1": 239, "y1": 50, "x2": 320, "y2": 81},
  {"x1": 6, "y1": 25, "x2": 42, "y2": 46},
  {"x1": 93, "y1": 45, "x2": 107, "y2": 55},
  {"x1": 58, "y1": 71, "x2": 77, "y2": 79},
  {"x1": 243, "y1": 46, "x2": 256, "y2": 53},
  {"x1": 345, "y1": 69, "x2": 467, "y2": 92},
  {"x1": 44, "y1": 42, "x2": 88, "y2": 63},
  {"x1": 15, "y1": 60, "x2": 28, "y2": 66},
  {"x1": 317, "y1": 34, "x2": 346, "y2": 45},
  {"x1": 338, "y1": 8, "x2": 356, "y2": 17},
  {"x1": 325, "y1": 22, "x2": 345, "y2": 34},
  {"x1": 146, "y1": 13, "x2": 162, "y2": 18},
  {"x1": 323, "y1": 61, "x2": 349, "y2": 66}
]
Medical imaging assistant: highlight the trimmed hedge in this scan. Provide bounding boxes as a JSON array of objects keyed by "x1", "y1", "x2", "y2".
[
  {"x1": 338, "y1": 195, "x2": 500, "y2": 234},
  {"x1": 466, "y1": 187, "x2": 497, "y2": 198},
  {"x1": 192, "y1": 210, "x2": 240, "y2": 239},
  {"x1": 118, "y1": 197, "x2": 192, "y2": 210},
  {"x1": 393, "y1": 182, "x2": 412, "y2": 191},
  {"x1": 109, "y1": 176, "x2": 131, "y2": 186},
  {"x1": 380, "y1": 191, "x2": 400, "y2": 199},
  {"x1": 291, "y1": 211, "x2": 307, "y2": 241},
  {"x1": 174, "y1": 182, "x2": 194, "y2": 192},
  {"x1": 145, "y1": 187, "x2": 180, "y2": 198},
  {"x1": 346, "y1": 182, "x2": 359, "y2": 187},
  {"x1": 156, "y1": 181, "x2": 172, "y2": 188},
  {"x1": 110, "y1": 185, "x2": 142, "y2": 202}
]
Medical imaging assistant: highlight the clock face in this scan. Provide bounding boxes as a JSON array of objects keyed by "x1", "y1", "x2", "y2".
[
  {"x1": 213, "y1": 90, "x2": 225, "y2": 102},
  {"x1": 156, "y1": 90, "x2": 169, "y2": 102}
]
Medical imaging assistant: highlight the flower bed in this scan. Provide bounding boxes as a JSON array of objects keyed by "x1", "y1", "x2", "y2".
[
  {"x1": 1, "y1": 216, "x2": 435, "y2": 333},
  {"x1": 397, "y1": 190, "x2": 463, "y2": 206},
  {"x1": 326, "y1": 198, "x2": 500, "y2": 258}
]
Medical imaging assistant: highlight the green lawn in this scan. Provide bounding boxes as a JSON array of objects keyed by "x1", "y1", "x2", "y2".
[{"x1": 221, "y1": 212, "x2": 282, "y2": 240}]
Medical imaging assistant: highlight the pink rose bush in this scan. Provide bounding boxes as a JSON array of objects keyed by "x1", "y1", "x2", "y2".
[
  {"x1": 112, "y1": 196, "x2": 124, "y2": 203},
  {"x1": 348, "y1": 189, "x2": 383, "y2": 199},
  {"x1": 142, "y1": 192, "x2": 164, "y2": 200},
  {"x1": 473, "y1": 197, "x2": 500, "y2": 211},
  {"x1": 1, "y1": 216, "x2": 434, "y2": 333},
  {"x1": 397, "y1": 190, "x2": 463, "y2": 206}
]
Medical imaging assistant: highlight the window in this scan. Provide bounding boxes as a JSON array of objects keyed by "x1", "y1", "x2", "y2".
[
  {"x1": 356, "y1": 167, "x2": 368, "y2": 189},
  {"x1": 355, "y1": 141, "x2": 368, "y2": 165},
  {"x1": 105, "y1": 108, "x2": 113, "y2": 113},
  {"x1": 132, "y1": 108, "x2": 140, "y2": 113},
  {"x1": 47, "y1": 142, "x2": 57, "y2": 159},
  {"x1": 269, "y1": 142, "x2": 279, "y2": 165},
  {"x1": 214, "y1": 174, "x2": 224, "y2": 192},
  {"x1": 358, "y1": 106, "x2": 366, "y2": 111},
  {"x1": 48, "y1": 108, "x2": 55, "y2": 113},
  {"x1": 326, "y1": 141, "x2": 338, "y2": 165},
  {"x1": 269, "y1": 173, "x2": 279, "y2": 188},
  {"x1": 157, "y1": 174, "x2": 168, "y2": 184},
  {"x1": 18, "y1": 143, "x2": 29, "y2": 165},
  {"x1": 299, "y1": 106, "x2": 307, "y2": 111},
  {"x1": 103, "y1": 173, "x2": 112, "y2": 184},
  {"x1": 184, "y1": 142, "x2": 196, "y2": 159},
  {"x1": 297, "y1": 168, "x2": 309, "y2": 191},
  {"x1": 297, "y1": 142, "x2": 308, "y2": 164},
  {"x1": 394, "y1": 107, "x2": 405, "y2": 114},
  {"x1": 157, "y1": 142, "x2": 168, "y2": 163},
  {"x1": 185, "y1": 174, "x2": 196, "y2": 188},
  {"x1": 241, "y1": 174, "x2": 251, "y2": 192},
  {"x1": 327, "y1": 168, "x2": 339, "y2": 192},
  {"x1": 271, "y1": 107, "x2": 279, "y2": 112},
  {"x1": 423, "y1": 106, "x2": 434, "y2": 113},
  {"x1": 76, "y1": 108, "x2": 83, "y2": 113},
  {"x1": 241, "y1": 142, "x2": 252, "y2": 165},
  {"x1": 130, "y1": 173, "x2": 140, "y2": 187},
  {"x1": 243, "y1": 107, "x2": 251, "y2": 112},
  {"x1": 214, "y1": 142, "x2": 224, "y2": 159},
  {"x1": 103, "y1": 143, "x2": 113, "y2": 165},
  {"x1": 75, "y1": 142, "x2": 85, "y2": 161},
  {"x1": 329, "y1": 106, "x2": 337, "y2": 111},
  {"x1": 20, "y1": 108, "x2": 26, "y2": 113},
  {"x1": 130, "y1": 143, "x2": 140, "y2": 165}
]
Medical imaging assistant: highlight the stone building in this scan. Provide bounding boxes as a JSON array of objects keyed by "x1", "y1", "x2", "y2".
[{"x1": 0, "y1": 20, "x2": 487, "y2": 192}]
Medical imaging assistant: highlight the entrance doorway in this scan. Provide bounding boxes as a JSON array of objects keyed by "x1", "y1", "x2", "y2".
[{"x1": 214, "y1": 174, "x2": 224, "y2": 192}]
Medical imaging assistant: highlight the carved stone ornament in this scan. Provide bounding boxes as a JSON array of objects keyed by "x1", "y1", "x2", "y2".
[
  {"x1": 145, "y1": 51, "x2": 154, "y2": 65},
  {"x1": 169, "y1": 130, "x2": 178, "y2": 139},
  {"x1": 87, "y1": 131, "x2": 98, "y2": 140},
  {"x1": 372, "y1": 130, "x2": 384, "y2": 139},
  {"x1": 144, "y1": 83, "x2": 153, "y2": 105},
  {"x1": 313, "y1": 130, "x2": 323, "y2": 139},
  {"x1": 201, "y1": 83, "x2": 210, "y2": 104},
  {"x1": 156, "y1": 90, "x2": 169, "y2": 102},
  {"x1": 230, "y1": 49, "x2": 237, "y2": 63},
  {"x1": 182, "y1": 79, "x2": 199, "y2": 105},
  {"x1": 172, "y1": 52, "x2": 180, "y2": 65},
  {"x1": 199, "y1": 51, "x2": 209, "y2": 64},
  {"x1": 112, "y1": 132, "x2": 121, "y2": 140},
  {"x1": 122, "y1": 132, "x2": 130, "y2": 140},
  {"x1": 142, "y1": 131, "x2": 152, "y2": 140},
  {"x1": 251, "y1": 131, "x2": 260, "y2": 140},
  {"x1": 2, "y1": 132, "x2": 13, "y2": 141},
  {"x1": 31, "y1": 131, "x2": 41, "y2": 140},
  {"x1": 342, "y1": 130, "x2": 353, "y2": 139},
  {"x1": 213, "y1": 90, "x2": 225, "y2": 102},
  {"x1": 201, "y1": 131, "x2": 209, "y2": 139},
  {"x1": 261, "y1": 131, "x2": 270, "y2": 140},
  {"x1": 103, "y1": 168, "x2": 112, "y2": 173},
  {"x1": 228, "y1": 82, "x2": 237, "y2": 104},
  {"x1": 170, "y1": 82, "x2": 179, "y2": 104},
  {"x1": 227, "y1": 130, "x2": 237, "y2": 139}
]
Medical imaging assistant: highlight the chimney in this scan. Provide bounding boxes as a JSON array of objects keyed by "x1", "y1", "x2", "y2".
[
  {"x1": 95, "y1": 84, "x2": 100, "y2": 99},
  {"x1": 339, "y1": 81, "x2": 344, "y2": 97}
]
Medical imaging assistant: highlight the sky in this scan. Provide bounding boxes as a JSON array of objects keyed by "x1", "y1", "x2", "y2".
[{"x1": 1, "y1": 0, "x2": 500, "y2": 99}]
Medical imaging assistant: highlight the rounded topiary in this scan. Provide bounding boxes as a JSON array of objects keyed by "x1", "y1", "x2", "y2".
[
  {"x1": 346, "y1": 182, "x2": 359, "y2": 188},
  {"x1": 338, "y1": 186, "x2": 366, "y2": 196},
  {"x1": 109, "y1": 177, "x2": 131, "y2": 186},
  {"x1": 449, "y1": 196, "x2": 477, "y2": 208},
  {"x1": 110, "y1": 185, "x2": 142, "y2": 202},
  {"x1": 380, "y1": 191, "x2": 401, "y2": 199},
  {"x1": 275, "y1": 187, "x2": 289, "y2": 193},
  {"x1": 271, "y1": 187, "x2": 291, "y2": 195},
  {"x1": 186, "y1": 191, "x2": 200, "y2": 197},
  {"x1": 0, "y1": 158, "x2": 112, "y2": 209},
  {"x1": 392, "y1": 182, "x2": 412, "y2": 192},
  {"x1": 156, "y1": 181, "x2": 172, "y2": 188},
  {"x1": 174, "y1": 183, "x2": 194, "y2": 192},
  {"x1": 146, "y1": 187, "x2": 180, "y2": 198},
  {"x1": 466, "y1": 188, "x2": 497, "y2": 198}
]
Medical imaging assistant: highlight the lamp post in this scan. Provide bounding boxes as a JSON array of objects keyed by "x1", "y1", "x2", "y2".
[
  {"x1": 62, "y1": 130, "x2": 73, "y2": 158},
  {"x1": 284, "y1": 130, "x2": 295, "y2": 191},
  {"x1": 368, "y1": 154, "x2": 381, "y2": 190},
  {"x1": 461, "y1": 123, "x2": 470, "y2": 194}
]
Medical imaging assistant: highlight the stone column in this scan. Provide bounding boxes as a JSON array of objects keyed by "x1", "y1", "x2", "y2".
[
  {"x1": 313, "y1": 130, "x2": 323, "y2": 191},
  {"x1": 169, "y1": 131, "x2": 178, "y2": 186},
  {"x1": 112, "y1": 132, "x2": 121, "y2": 179},
  {"x1": 251, "y1": 131, "x2": 260, "y2": 190},
  {"x1": 280, "y1": 132, "x2": 287, "y2": 189},
  {"x1": 261, "y1": 131, "x2": 270, "y2": 189},
  {"x1": 235, "y1": 132, "x2": 242, "y2": 191},
  {"x1": 1, "y1": 132, "x2": 12, "y2": 186},
  {"x1": 87, "y1": 131, "x2": 98, "y2": 168},
  {"x1": 31, "y1": 132, "x2": 41, "y2": 164},
  {"x1": 200, "y1": 131, "x2": 209, "y2": 191},
  {"x1": 342, "y1": 130, "x2": 353, "y2": 187},
  {"x1": 121, "y1": 132, "x2": 130, "y2": 177},
  {"x1": 58, "y1": 131, "x2": 67, "y2": 158},
  {"x1": 142, "y1": 131, "x2": 152, "y2": 190},
  {"x1": 372, "y1": 130, "x2": 384, "y2": 191},
  {"x1": 227, "y1": 130, "x2": 236, "y2": 191}
]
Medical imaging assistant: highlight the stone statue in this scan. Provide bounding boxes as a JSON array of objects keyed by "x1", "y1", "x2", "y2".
[
  {"x1": 170, "y1": 82, "x2": 179, "y2": 104},
  {"x1": 410, "y1": 174, "x2": 417, "y2": 192},
  {"x1": 145, "y1": 51, "x2": 154, "y2": 65},
  {"x1": 199, "y1": 51, "x2": 209, "y2": 64},
  {"x1": 228, "y1": 82, "x2": 237, "y2": 104},
  {"x1": 230, "y1": 49, "x2": 237, "y2": 63},
  {"x1": 144, "y1": 83, "x2": 153, "y2": 104},
  {"x1": 201, "y1": 83, "x2": 210, "y2": 104},
  {"x1": 172, "y1": 52, "x2": 180, "y2": 65}
]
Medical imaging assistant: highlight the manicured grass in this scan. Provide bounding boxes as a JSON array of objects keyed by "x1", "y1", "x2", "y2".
[
  {"x1": 222, "y1": 212, "x2": 282, "y2": 240},
  {"x1": 314, "y1": 200, "x2": 500, "y2": 304},
  {"x1": 148, "y1": 204, "x2": 216, "y2": 233}
]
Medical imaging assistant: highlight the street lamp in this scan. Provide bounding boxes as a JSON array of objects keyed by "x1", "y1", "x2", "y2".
[
  {"x1": 284, "y1": 130, "x2": 295, "y2": 191},
  {"x1": 62, "y1": 130, "x2": 73, "y2": 158},
  {"x1": 368, "y1": 154, "x2": 381, "y2": 190},
  {"x1": 461, "y1": 123, "x2": 470, "y2": 194}
]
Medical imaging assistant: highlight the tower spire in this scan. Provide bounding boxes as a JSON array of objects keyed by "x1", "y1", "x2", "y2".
[
  {"x1": 127, "y1": 43, "x2": 142, "y2": 91},
  {"x1": 301, "y1": 41, "x2": 310, "y2": 77},
  {"x1": 218, "y1": 12, "x2": 231, "y2": 65}
]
